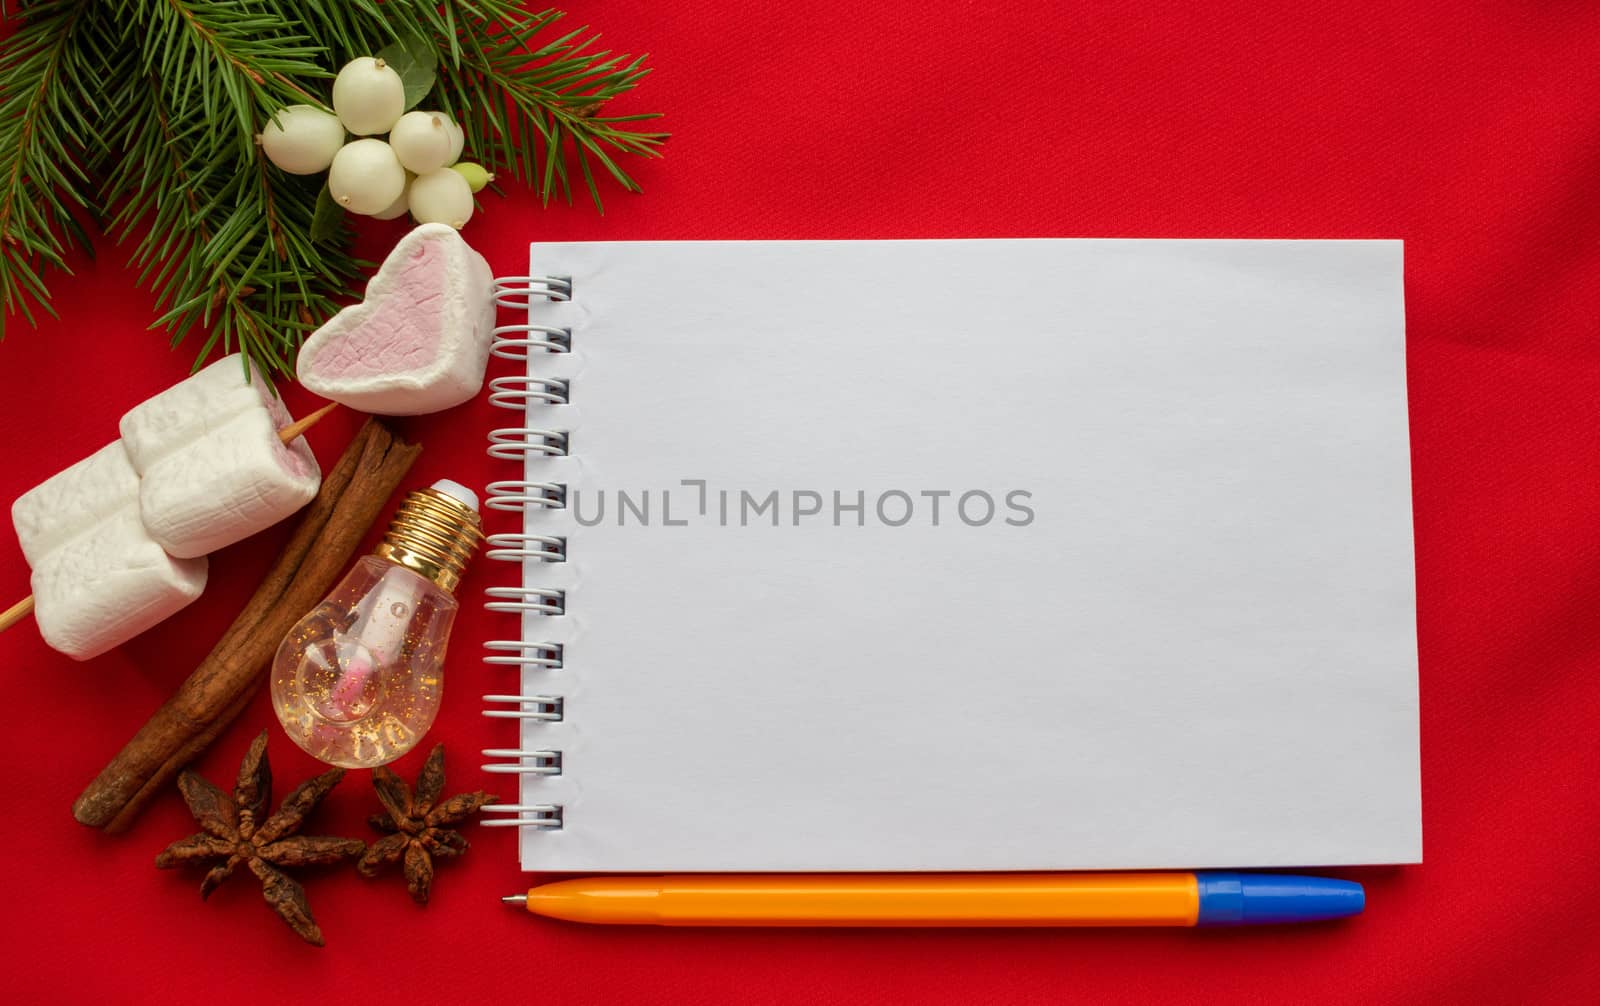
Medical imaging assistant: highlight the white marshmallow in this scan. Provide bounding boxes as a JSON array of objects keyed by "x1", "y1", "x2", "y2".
[
  {"x1": 120, "y1": 354, "x2": 321, "y2": 559},
  {"x1": 30, "y1": 506, "x2": 208, "y2": 660},
  {"x1": 11, "y1": 441, "x2": 139, "y2": 566},
  {"x1": 120, "y1": 354, "x2": 287, "y2": 470},
  {"x1": 296, "y1": 223, "x2": 495, "y2": 416},
  {"x1": 11, "y1": 441, "x2": 210, "y2": 661}
]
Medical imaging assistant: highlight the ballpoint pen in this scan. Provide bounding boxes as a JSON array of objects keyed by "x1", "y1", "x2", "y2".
[{"x1": 502, "y1": 872, "x2": 1364, "y2": 927}]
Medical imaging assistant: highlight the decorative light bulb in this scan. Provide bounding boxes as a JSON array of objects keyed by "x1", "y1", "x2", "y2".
[{"x1": 271, "y1": 480, "x2": 481, "y2": 768}]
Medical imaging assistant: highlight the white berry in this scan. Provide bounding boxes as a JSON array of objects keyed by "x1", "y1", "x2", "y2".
[
  {"x1": 408, "y1": 168, "x2": 474, "y2": 229},
  {"x1": 371, "y1": 176, "x2": 412, "y2": 220},
  {"x1": 388, "y1": 111, "x2": 453, "y2": 174},
  {"x1": 258, "y1": 105, "x2": 345, "y2": 175},
  {"x1": 328, "y1": 139, "x2": 406, "y2": 215},
  {"x1": 332, "y1": 57, "x2": 405, "y2": 136},
  {"x1": 441, "y1": 116, "x2": 465, "y2": 165}
]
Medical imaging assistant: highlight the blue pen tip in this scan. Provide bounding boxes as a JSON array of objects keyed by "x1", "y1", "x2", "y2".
[{"x1": 1195, "y1": 873, "x2": 1365, "y2": 926}]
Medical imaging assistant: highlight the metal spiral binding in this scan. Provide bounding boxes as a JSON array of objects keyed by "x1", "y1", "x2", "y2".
[
  {"x1": 481, "y1": 749, "x2": 564, "y2": 775},
  {"x1": 487, "y1": 427, "x2": 570, "y2": 460},
  {"x1": 483, "y1": 641, "x2": 564, "y2": 667},
  {"x1": 481, "y1": 274, "x2": 574, "y2": 833},
  {"x1": 485, "y1": 586, "x2": 567, "y2": 615},
  {"x1": 485, "y1": 480, "x2": 567, "y2": 511},
  {"x1": 479, "y1": 806, "x2": 563, "y2": 829},
  {"x1": 488, "y1": 376, "x2": 569, "y2": 409},
  {"x1": 483, "y1": 694, "x2": 564, "y2": 720},
  {"x1": 485, "y1": 533, "x2": 566, "y2": 563}
]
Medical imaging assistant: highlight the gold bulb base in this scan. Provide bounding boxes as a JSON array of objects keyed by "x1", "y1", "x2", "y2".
[{"x1": 374, "y1": 486, "x2": 482, "y2": 594}]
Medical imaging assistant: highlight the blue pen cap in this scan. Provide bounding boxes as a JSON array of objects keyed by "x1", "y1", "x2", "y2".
[{"x1": 1195, "y1": 872, "x2": 1365, "y2": 926}]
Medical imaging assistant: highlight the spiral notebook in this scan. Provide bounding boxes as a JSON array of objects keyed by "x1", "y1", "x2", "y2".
[{"x1": 478, "y1": 239, "x2": 1421, "y2": 872}]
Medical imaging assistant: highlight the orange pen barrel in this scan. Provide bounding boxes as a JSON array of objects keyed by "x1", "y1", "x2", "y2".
[{"x1": 524, "y1": 873, "x2": 1201, "y2": 927}]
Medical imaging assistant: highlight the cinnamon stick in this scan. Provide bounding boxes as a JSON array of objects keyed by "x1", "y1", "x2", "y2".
[{"x1": 73, "y1": 418, "x2": 422, "y2": 832}]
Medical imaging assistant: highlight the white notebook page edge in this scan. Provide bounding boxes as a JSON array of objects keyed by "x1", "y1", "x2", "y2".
[{"x1": 509, "y1": 239, "x2": 1420, "y2": 871}]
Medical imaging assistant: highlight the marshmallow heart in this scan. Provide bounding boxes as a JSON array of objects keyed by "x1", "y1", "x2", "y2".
[{"x1": 297, "y1": 223, "x2": 496, "y2": 416}]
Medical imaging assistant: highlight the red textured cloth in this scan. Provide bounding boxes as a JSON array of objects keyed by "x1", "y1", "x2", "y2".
[{"x1": 3, "y1": 2, "x2": 1599, "y2": 1002}]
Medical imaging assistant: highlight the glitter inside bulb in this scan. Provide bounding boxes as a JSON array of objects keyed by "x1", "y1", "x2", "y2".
[{"x1": 271, "y1": 484, "x2": 479, "y2": 767}]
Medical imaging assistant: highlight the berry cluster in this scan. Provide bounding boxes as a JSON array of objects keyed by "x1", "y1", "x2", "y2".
[{"x1": 259, "y1": 57, "x2": 491, "y2": 229}]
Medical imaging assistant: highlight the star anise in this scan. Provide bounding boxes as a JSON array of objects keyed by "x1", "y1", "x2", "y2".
[
  {"x1": 155, "y1": 731, "x2": 365, "y2": 946},
  {"x1": 358, "y1": 743, "x2": 496, "y2": 904}
]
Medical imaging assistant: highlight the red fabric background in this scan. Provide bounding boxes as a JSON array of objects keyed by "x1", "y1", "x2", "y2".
[{"x1": 2, "y1": 2, "x2": 1598, "y2": 1001}]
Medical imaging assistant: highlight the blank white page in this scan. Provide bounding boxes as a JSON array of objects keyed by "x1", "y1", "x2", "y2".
[{"x1": 508, "y1": 239, "x2": 1419, "y2": 871}]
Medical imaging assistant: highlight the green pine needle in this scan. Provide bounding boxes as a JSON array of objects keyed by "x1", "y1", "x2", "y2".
[
  {"x1": 0, "y1": 0, "x2": 664, "y2": 377},
  {"x1": 0, "y1": 1, "x2": 100, "y2": 333}
]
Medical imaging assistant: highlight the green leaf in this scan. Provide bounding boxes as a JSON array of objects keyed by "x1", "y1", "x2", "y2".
[
  {"x1": 310, "y1": 185, "x2": 342, "y2": 244},
  {"x1": 376, "y1": 32, "x2": 438, "y2": 110}
]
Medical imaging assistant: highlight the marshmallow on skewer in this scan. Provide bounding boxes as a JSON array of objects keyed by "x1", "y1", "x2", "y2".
[
  {"x1": 12, "y1": 442, "x2": 137, "y2": 567},
  {"x1": 296, "y1": 223, "x2": 496, "y2": 416},
  {"x1": 11, "y1": 442, "x2": 207, "y2": 660},
  {"x1": 120, "y1": 355, "x2": 321, "y2": 559}
]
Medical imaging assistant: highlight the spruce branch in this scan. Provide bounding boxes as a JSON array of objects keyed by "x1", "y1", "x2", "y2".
[
  {"x1": 0, "y1": 0, "x2": 665, "y2": 378},
  {"x1": 0, "y1": 0, "x2": 101, "y2": 335},
  {"x1": 399, "y1": 2, "x2": 668, "y2": 208},
  {"x1": 96, "y1": 0, "x2": 359, "y2": 371}
]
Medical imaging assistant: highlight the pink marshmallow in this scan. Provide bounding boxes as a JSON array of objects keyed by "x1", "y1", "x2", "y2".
[{"x1": 297, "y1": 224, "x2": 496, "y2": 416}]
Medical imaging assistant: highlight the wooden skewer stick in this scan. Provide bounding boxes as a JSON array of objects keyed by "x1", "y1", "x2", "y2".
[
  {"x1": 0, "y1": 595, "x2": 33, "y2": 633},
  {"x1": 0, "y1": 401, "x2": 340, "y2": 635},
  {"x1": 276, "y1": 401, "x2": 339, "y2": 444}
]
